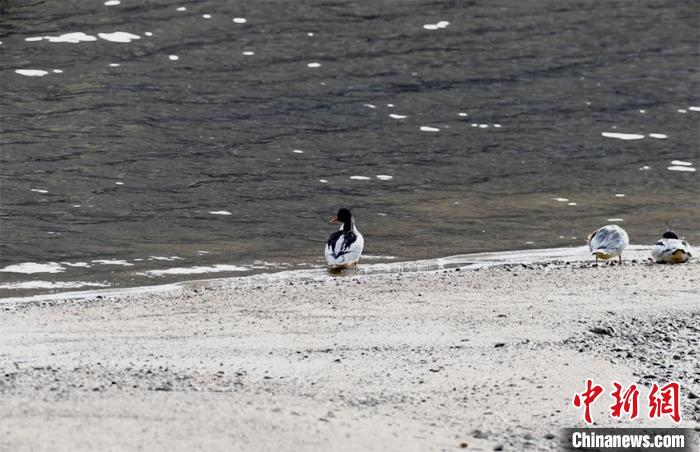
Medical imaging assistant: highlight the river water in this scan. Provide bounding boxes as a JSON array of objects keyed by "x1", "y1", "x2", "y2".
[{"x1": 1, "y1": 0, "x2": 698, "y2": 296}]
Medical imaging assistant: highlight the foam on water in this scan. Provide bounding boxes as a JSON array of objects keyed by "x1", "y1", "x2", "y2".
[
  {"x1": 61, "y1": 262, "x2": 91, "y2": 267},
  {"x1": 27, "y1": 32, "x2": 97, "y2": 43},
  {"x1": 376, "y1": 175, "x2": 393, "y2": 180},
  {"x1": 209, "y1": 210, "x2": 232, "y2": 215},
  {"x1": 233, "y1": 17, "x2": 247, "y2": 23},
  {"x1": 648, "y1": 133, "x2": 667, "y2": 139},
  {"x1": 30, "y1": 189, "x2": 48, "y2": 193},
  {"x1": 98, "y1": 32, "x2": 140, "y2": 43},
  {"x1": 148, "y1": 256, "x2": 183, "y2": 261},
  {"x1": 607, "y1": 218, "x2": 624, "y2": 222},
  {"x1": 601, "y1": 132, "x2": 644, "y2": 140},
  {"x1": 689, "y1": 106, "x2": 700, "y2": 111},
  {"x1": 16, "y1": 69, "x2": 49, "y2": 77},
  {"x1": 667, "y1": 166, "x2": 696, "y2": 172},
  {"x1": 420, "y1": 126, "x2": 439, "y2": 132},
  {"x1": 677, "y1": 109, "x2": 687, "y2": 113},
  {"x1": 615, "y1": 194, "x2": 625, "y2": 197},
  {"x1": 458, "y1": 112, "x2": 468, "y2": 117},
  {"x1": 350, "y1": 176, "x2": 370, "y2": 180},
  {"x1": 319, "y1": 179, "x2": 328, "y2": 183},
  {"x1": 292, "y1": 149, "x2": 303, "y2": 153},
  {"x1": 553, "y1": 197, "x2": 569, "y2": 202},
  {"x1": 423, "y1": 21, "x2": 449, "y2": 30},
  {"x1": 202, "y1": 14, "x2": 212, "y2": 19},
  {"x1": 176, "y1": 6, "x2": 186, "y2": 11},
  {"x1": 104, "y1": 1, "x2": 120, "y2": 5},
  {"x1": 307, "y1": 62, "x2": 321, "y2": 68},
  {"x1": 1, "y1": 262, "x2": 65, "y2": 274},
  {"x1": 363, "y1": 103, "x2": 376, "y2": 109},
  {"x1": 389, "y1": 114, "x2": 407, "y2": 119},
  {"x1": 169, "y1": 55, "x2": 179, "y2": 61},
  {"x1": 242, "y1": 51, "x2": 255, "y2": 56},
  {"x1": 145, "y1": 265, "x2": 249, "y2": 276},
  {"x1": 671, "y1": 160, "x2": 692, "y2": 166}
]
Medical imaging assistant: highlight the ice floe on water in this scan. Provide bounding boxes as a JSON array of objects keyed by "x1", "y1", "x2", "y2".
[
  {"x1": 601, "y1": 132, "x2": 644, "y2": 140},
  {"x1": 16, "y1": 69, "x2": 49, "y2": 77},
  {"x1": 376, "y1": 175, "x2": 393, "y2": 180},
  {"x1": 25, "y1": 32, "x2": 97, "y2": 43},
  {"x1": 92, "y1": 259, "x2": 133, "y2": 266},
  {"x1": 144, "y1": 265, "x2": 248, "y2": 276},
  {"x1": 307, "y1": 62, "x2": 321, "y2": 68},
  {"x1": 98, "y1": 32, "x2": 140, "y2": 43},
  {"x1": 350, "y1": 176, "x2": 370, "y2": 180},
  {"x1": 423, "y1": 21, "x2": 449, "y2": 30},
  {"x1": 1, "y1": 262, "x2": 66, "y2": 274},
  {"x1": 389, "y1": 114, "x2": 407, "y2": 119},
  {"x1": 209, "y1": 210, "x2": 232, "y2": 215},
  {"x1": 233, "y1": 17, "x2": 247, "y2": 23},
  {"x1": 648, "y1": 133, "x2": 667, "y2": 139},
  {"x1": 420, "y1": 126, "x2": 439, "y2": 132},
  {"x1": 0, "y1": 281, "x2": 110, "y2": 290},
  {"x1": 667, "y1": 166, "x2": 696, "y2": 172}
]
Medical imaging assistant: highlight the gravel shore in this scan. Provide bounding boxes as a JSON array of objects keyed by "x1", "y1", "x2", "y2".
[{"x1": 1, "y1": 252, "x2": 699, "y2": 451}]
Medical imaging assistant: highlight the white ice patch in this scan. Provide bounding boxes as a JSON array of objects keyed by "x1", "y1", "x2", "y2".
[
  {"x1": 145, "y1": 265, "x2": 248, "y2": 276},
  {"x1": 420, "y1": 126, "x2": 439, "y2": 132},
  {"x1": 350, "y1": 176, "x2": 370, "y2": 180},
  {"x1": 98, "y1": 32, "x2": 141, "y2": 43},
  {"x1": 307, "y1": 62, "x2": 321, "y2": 68},
  {"x1": 601, "y1": 132, "x2": 644, "y2": 140},
  {"x1": 389, "y1": 114, "x2": 407, "y2": 119},
  {"x1": 209, "y1": 210, "x2": 232, "y2": 215},
  {"x1": 648, "y1": 133, "x2": 667, "y2": 139},
  {"x1": 233, "y1": 17, "x2": 247, "y2": 23},
  {"x1": 671, "y1": 160, "x2": 692, "y2": 166},
  {"x1": 1, "y1": 262, "x2": 65, "y2": 274},
  {"x1": 91, "y1": 259, "x2": 133, "y2": 266},
  {"x1": 0, "y1": 281, "x2": 110, "y2": 290},
  {"x1": 16, "y1": 69, "x2": 49, "y2": 77},
  {"x1": 28, "y1": 32, "x2": 97, "y2": 44},
  {"x1": 376, "y1": 175, "x2": 393, "y2": 180},
  {"x1": 30, "y1": 189, "x2": 48, "y2": 193},
  {"x1": 423, "y1": 21, "x2": 449, "y2": 30},
  {"x1": 148, "y1": 256, "x2": 183, "y2": 261},
  {"x1": 667, "y1": 166, "x2": 696, "y2": 172}
]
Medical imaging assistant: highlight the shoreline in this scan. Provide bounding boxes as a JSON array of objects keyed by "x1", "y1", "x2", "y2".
[
  {"x1": 0, "y1": 244, "x2": 654, "y2": 305},
  {"x1": 1, "y1": 251, "x2": 698, "y2": 451}
]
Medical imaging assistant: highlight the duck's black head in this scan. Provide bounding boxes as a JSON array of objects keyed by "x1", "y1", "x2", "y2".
[
  {"x1": 662, "y1": 230, "x2": 679, "y2": 239},
  {"x1": 330, "y1": 208, "x2": 353, "y2": 231}
]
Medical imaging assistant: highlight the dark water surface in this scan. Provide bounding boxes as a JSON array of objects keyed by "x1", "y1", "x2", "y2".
[{"x1": 1, "y1": 0, "x2": 699, "y2": 295}]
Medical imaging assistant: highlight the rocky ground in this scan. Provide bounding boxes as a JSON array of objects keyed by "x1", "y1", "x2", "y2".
[{"x1": 1, "y1": 256, "x2": 699, "y2": 451}]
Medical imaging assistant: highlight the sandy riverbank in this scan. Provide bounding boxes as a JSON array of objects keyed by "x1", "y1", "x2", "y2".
[{"x1": 1, "y1": 250, "x2": 699, "y2": 451}]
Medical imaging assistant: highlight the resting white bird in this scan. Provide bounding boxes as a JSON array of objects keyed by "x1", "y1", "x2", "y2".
[
  {"x1": 651, "y1": 228, "x2": 693, "y2": 263},
  {"x1": 324, "y1": 208, "x2": 364, "y2": 270},
  {"x1": 588, "y1": 224, "x2": 629, "y2": 264}
]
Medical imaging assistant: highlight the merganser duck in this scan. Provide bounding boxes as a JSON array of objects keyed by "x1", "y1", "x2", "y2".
[
  {"x1": 588, "y1": 224, "x2": 629, "y2": 264},
  {"x1": 325, "y1": 208, "x2": 364, "y2": 269},
  {"x1": 651, "y1": 227, "x2": 693, "y2": 263}
]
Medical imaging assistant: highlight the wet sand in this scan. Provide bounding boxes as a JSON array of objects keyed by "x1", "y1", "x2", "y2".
[{"x1": 1, "y1": 250, "x2": 699, "y2": 451}]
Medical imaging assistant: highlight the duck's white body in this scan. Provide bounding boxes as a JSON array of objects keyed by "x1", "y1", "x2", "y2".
[
  {"x1": 651, "y1": 236, "x2": 693, "y2": 264},
  {"x1": 588, "y1": 224, "x2": 629, "y2": 261},
  {"x1": 325, "y1": 225, "x2": 364, "y2": 269}
]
